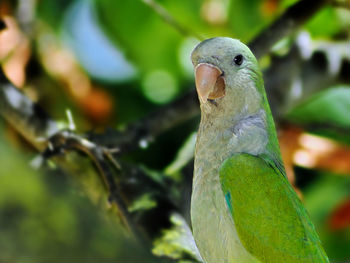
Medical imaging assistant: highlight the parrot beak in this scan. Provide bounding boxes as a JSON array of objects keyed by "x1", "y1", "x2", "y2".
[{"x1": 195, "y1": 63, "x2": 226, "y2": 103}]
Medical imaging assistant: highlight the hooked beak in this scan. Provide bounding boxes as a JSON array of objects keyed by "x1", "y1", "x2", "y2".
[{"x1": 194, "y1": 63, "x2": 226, "y2": 103}]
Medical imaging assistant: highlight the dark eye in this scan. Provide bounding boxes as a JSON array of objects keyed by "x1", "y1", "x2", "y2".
[{"x1": 233, "y1": 54, "x2": 243, "y2": 66}]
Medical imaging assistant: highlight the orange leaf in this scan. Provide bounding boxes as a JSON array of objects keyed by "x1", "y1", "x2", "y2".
[{"x1": 328, "y1": 199, "x2": 350, "y2": 231}]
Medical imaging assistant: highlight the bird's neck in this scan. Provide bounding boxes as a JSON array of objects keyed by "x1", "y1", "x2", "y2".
[{"x1": 195, "y1": 109, "x2": 268, "y2": 183}]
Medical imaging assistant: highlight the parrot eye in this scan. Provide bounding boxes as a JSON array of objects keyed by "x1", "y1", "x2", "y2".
[{"x1": 233, "y1": 55, "x2": 243, "y2": 66}]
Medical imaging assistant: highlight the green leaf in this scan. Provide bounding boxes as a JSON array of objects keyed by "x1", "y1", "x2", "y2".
[
  {"x1": 288, "y1": 86, "x2": 350, "y2": 127},
  {"x1": 152, "y1": 213, "x2": 202, "y2": 262},
  {"x1": 305, "y1": 7, "x2": 341, "y2": 38},
  {"x1": 287, "y1": 86, "x2": 350, "y2": 144},
  {"x1": 164, "y1": 132, "x2": 196, "y2": 179}
]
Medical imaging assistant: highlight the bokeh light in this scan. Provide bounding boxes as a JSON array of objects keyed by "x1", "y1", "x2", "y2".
[{"x1": 142, "y1": 70, "x2": 178, "y2": 104}]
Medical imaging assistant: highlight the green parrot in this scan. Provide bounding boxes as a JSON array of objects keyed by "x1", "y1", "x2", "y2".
[{"x1": 190, "y1": 37, "x2": 329, "y2": 263}]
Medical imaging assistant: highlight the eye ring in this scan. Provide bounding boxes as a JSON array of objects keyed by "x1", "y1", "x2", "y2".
[{"x1": 233, "y1": 54, "x2": 243, "y2": 66}]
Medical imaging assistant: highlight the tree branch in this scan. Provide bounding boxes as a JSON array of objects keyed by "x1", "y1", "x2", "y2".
[
  {"x1": 41, "y1": 130, "x2": 144, "y2": 239},
  {"x1": 0, "y1": 69, "x2": 58, "y2": 151},
  {"x1": 89, "y1": 88, "x2": 199, "y2": 153},
  {"x1": 249, "y1": 0, "x2": 329, "y2": 59}
]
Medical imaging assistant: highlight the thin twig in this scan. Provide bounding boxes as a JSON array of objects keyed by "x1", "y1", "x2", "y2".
[
  {"x1": 141, "y1": 0, "x2": 203, "y2": 40},
  {"x1": 42, "y1": 130, "x2": 146, "y2": 243},
  {"x1": 141, "y1": 0, "x2": 328, "y2": 58}
]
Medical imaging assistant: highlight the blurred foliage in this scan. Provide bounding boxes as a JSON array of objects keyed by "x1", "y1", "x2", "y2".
[
  {"x1": 0, "y1": 0, "x2": 350, "y2": 262},
  {"x1": 288, "y1": 86, "x2": 350, "y2": 144},
  {"x1": 152, "y1": 213, "x2": 202, "y2": 262},
  {"x1": 304, "y1": 174, "x2": 350, "y2": 261},
  {"x1": 288, "y1": 86, "x2": 350, "y2": 129},
  {"x1": 305, "y1": 7, "x2": 342, "y2": 37},
  {"x1": 0, "y1": 123, "x2": 156, "y2": 263}
]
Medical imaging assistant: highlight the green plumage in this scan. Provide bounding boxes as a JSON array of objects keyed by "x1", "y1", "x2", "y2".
[
  {"x1": 190, "y1": 37, "x2": 329, "y2": 263},
  {"x1": 220, "y1": 154, "x2": 329, "y2": 262}
]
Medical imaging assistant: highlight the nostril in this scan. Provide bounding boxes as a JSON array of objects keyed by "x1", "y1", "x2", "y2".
[
  {"x1": 0, "y1": 19, "x2": 6, "y2": 31},
  {"x1": 207, "y1": 99, "x2": 218, "y2": 106}
]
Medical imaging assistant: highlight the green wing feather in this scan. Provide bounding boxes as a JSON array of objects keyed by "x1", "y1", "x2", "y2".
[{"x1": 220, "y1": 153, "x2": 329, "y2": 263}]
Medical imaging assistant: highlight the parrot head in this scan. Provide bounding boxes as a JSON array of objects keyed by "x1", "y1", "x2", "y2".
[{"x1": 191, "y1": 37, "x2": 262, "y2": 115}]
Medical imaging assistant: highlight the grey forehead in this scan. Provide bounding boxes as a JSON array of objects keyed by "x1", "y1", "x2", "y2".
[
  {"x1": 193, "y1": 37, "x2": 250, "y2": 56},
  {"x1": 197, "y1": 37, "x2": 241, "y2": 47}
]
